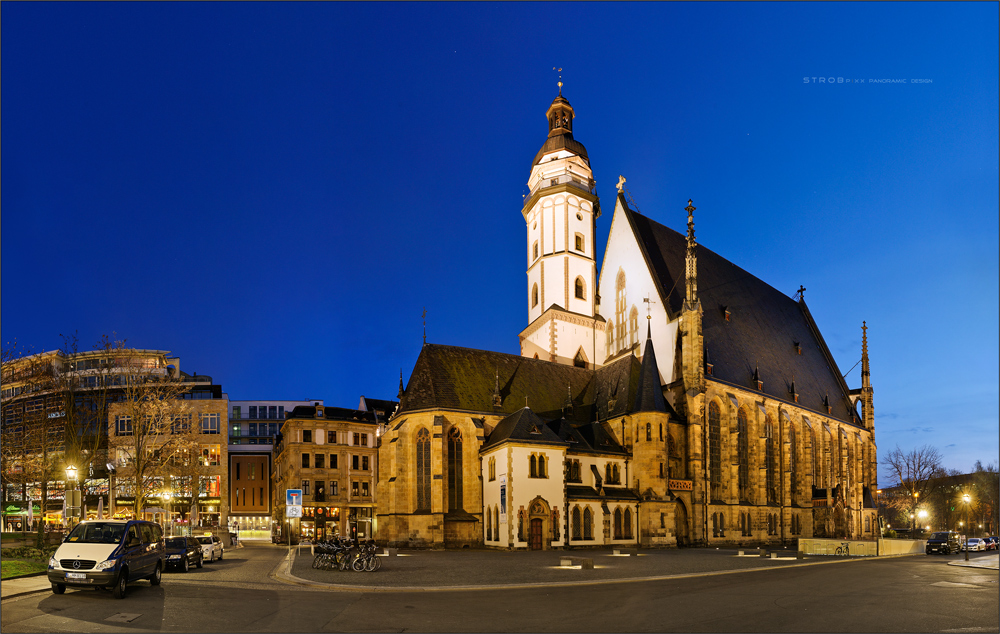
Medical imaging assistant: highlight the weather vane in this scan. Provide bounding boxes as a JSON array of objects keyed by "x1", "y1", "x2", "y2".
[{"x1": 553, "y1": 67, "x2": 563, "y2": 94}]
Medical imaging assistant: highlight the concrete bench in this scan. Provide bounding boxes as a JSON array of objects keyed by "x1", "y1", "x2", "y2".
[
  {"x1": 612, "y1": 548, "x2": 637, "y2": 556},
  {"x1": 559, "y1": 557, "x2": 594, "y2": 569},
  {"x1": 379, "y1": 547, "x2": 397, "y2": 557}
]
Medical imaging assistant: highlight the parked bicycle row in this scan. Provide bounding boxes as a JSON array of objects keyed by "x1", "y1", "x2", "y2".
[{"x1": 311, "y1": 537, "x2": 381, "y2": 572}]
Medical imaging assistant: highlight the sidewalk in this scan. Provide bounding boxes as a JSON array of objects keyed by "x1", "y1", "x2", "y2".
[
  {"x1": 1, "y1": 574, "x2": 50, "y2": 600},
  {"x1": 948, "y1": 554, "x2": 999, "y2": 570}
]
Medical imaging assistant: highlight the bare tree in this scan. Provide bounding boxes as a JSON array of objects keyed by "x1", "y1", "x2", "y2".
[
  {"x1": 107, "y1": 348, "x2": 191, "y2": 518},
  {"x1": 881, "y1": 444, "x2": 943, "y2": 530},
  {"x1": 972, "y1": 461, "x2": 999, "y2": 535}
]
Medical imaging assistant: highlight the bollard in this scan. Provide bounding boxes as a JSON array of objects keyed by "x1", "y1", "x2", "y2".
[
  {"x1": 560, "y1": 557, "x2": 574, "y2": 567},
  {"x1": 770, "y1": 552, "x2": 777, "y2": 559},
  {"x1": 738, "y1": 550, "x2": 745, "y2": 556}
]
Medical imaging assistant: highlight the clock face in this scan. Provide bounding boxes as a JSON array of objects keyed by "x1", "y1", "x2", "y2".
[{"x1": 576, "y1": 213, "x2": 583, "y2": 221}]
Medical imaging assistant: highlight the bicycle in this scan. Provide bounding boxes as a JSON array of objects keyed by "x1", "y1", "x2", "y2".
[{"x1": 834, "y1": 542, "x2": 850, "y2": 556}]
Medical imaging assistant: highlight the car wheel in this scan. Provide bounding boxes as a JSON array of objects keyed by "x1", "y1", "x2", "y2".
[
  {"x1": 182, "y1": 557, "x2": 189, "y2": 572},
  {"x1": 51, "y1": 583, "x2": 66, "y2": 594},
  {"x1": 218, "y1": 550, "x2": 223, "y2": 561},
  {"x1": 150, "y1": 562, "x2": 162, "y2": 585},
  {"x1": 113, "y1": 570, "x2": 128, "y2": 600},
  {"x1": 944, "y1": 547, "x2": 950, "y2": 555},
  {"x1": 196, "y1": 554, "x2": 203, "y2": 569}
]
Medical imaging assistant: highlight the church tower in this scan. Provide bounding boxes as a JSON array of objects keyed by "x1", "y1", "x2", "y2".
[{"x1": 518, "y1": 86, "x2": 603, "y2": 368}]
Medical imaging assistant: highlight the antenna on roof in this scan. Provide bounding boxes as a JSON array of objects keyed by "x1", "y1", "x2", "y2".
[{"x1": 422, "y1": 307, "x2": 427, "y2": 345}]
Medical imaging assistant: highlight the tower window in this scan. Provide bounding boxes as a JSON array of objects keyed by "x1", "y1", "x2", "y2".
[
  {"x1": 574, "y1": 277, "x2": 586, "y2": 300},
  {"x1": 532, "y1": 283, "x2": 539, "y2": 308},
  {"x1": 574, "y1": 233, "x2": 584, "y2": 253},
  {"x1": 533, "y1": 241, "x2": 539, "y2": 260}
]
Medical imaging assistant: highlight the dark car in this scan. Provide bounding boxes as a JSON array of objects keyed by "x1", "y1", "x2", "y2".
[
  {"x1": 164, "y1": 536, "x2": 203, "y2": 572},
  {"x1": 48, "y1": 519, "x2": 165, "y2": 599},
  {"x1": 925, "y1": 531, "x2": 962, "y2": 555},
  {"x1": 982, "y1": 536, "x2": 998, "y2": 551}
]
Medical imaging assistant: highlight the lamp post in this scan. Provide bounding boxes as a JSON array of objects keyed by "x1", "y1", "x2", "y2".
[
  {"x1": 918, "y1": 509, "x2": 928, "y2": 535},
  {"x1": 65, "y1": 465, "x2": 79, "y2": 529},
  {"x1": 963, "y1": 493, "x2": 971, "y2": 561},
  {"x1": 163, "y1": 491, "x2": 172, "y2": 537}
]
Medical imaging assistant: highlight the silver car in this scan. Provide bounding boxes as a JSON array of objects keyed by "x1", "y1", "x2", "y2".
[{"x1": 196, "y1": 535, "x2": 224, "y2": 562}]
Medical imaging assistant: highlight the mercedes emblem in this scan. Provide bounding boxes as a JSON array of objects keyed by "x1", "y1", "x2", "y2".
[{"x1": 73, "y1": 560, "x2": 81, "y2": 569}]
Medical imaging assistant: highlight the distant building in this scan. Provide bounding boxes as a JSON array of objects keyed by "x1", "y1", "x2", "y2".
[
  {"x1": 227, "y1": 399, "x2": 320, "y2": 538},
  {"x1": 272, "y1": 405, "x2": 379, "y2": 542}
]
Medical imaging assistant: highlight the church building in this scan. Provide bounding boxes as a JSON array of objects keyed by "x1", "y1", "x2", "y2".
[{"x1": 376, "y1": 88, "x2": 878, "y2": 549}]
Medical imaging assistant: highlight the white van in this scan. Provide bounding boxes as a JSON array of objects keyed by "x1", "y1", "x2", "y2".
[{"x1": 48, "y1": 520, "x2": 165, "y2": 599}]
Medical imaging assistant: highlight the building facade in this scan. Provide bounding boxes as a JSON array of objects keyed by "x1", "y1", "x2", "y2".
[
  {"x1": 377, "y1": 91, "x2": 879, "y2": 549},
  {"x1": 272, "y1": 405, "x2": 378, "y2": 542}
]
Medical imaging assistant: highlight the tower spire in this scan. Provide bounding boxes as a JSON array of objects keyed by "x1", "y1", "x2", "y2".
[
  {"x1": 398, "y1": 369, "x2": 405, "y2": 400},
  {"x1": 684, "y1": 199, "x2": 698, "y2": 308},
  {"x1": 860, "y1": 321, "x2": 875, "y2": 431}
]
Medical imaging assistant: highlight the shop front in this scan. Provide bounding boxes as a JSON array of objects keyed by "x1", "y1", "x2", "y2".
[
  {"x1": 299, "y1": 506, "x2": 342, "y2": 542},
  {"x1": 349, "y1": 507, "x2": 373, "y2": 540},
  {"x1": 115, "y1": 496, "x2": 223, "y2": 534}
]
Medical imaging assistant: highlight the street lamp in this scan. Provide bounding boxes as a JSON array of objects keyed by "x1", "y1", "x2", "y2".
[
  {"x1": 963, "y1": 493, "x2": 971, "y2": 561},
  {"x1": 65, "y1": 465, "x2": 79, "y2": 528},
  {"x1": 163, "y1": 491, "x2": 172, "y2": 537}
]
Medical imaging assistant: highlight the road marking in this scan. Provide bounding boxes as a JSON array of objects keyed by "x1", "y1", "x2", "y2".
[{"x1": 105, "y1": 613, "x2": 143, "y2": 623}]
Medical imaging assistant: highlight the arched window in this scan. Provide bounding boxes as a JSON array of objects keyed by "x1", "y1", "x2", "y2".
[
  {"x1": 574, "y1": 348, "x2": 587, "y2": 369},
  {"x1": 416, "y1": 428, "x2": 431, "y2": 511},
  {"x1": 709, "y1": 401, "x2": 722, "y2": 501},
  {"x1": 667, "y1": 433, "x2": 676, "y2": 479},
  {"x1": 811, "y1": 428, "x2": 819, "y2": 488},
  {"x1": 574, "y1": 232, "x2": 584, "y2": 253},
  {"x1": 486, "y1": 507, "x2": 492, "y2": 541},
  {"x1": 495, "y1": 506, "x2": 500, "y2": 541},
  {"x1": 540, "y1": 455, "x2": 547, "y2": 477},
  {"x1": 826, "y1": 431, "x2": 834, "y2": 489},
  {"x1": 572, "y1": 506, "x2": 582, "y2": 540},
  {"x1": 531, "y1": 283, "x2": 539, "y2": 308},
  {"x1": 574, "y1": 277, "x2": 586, "y2": 300},
  {"x1": 612, "y1": 464, "x2": 620, "y2": 483},
  {"x1": 629, "y1": 306, "x2": 639, "y2": 347},
  {"x1": 624, "y1": 508, "x2": 633, "y2": 539},
  {"x1": 789, "y1": 423, "x2": 798, "y2": 500},
  {"x1": 659, "y1": 424, "x2": 663, "y2": 441},
  {"x1": 864, "y1": 515, "x2": 870, "y2": 534},
  {"x1": 737, "y1": 408, "x2": 750, "y2": 502},
  {"x1": 614, "y1": 508, "x2": 623, "y2": 539},
  {"x1": 583, "y1": 507, "x2": 593, "y2": 540},
  {"x1": 615, "y1": 271, "x2": 627, "y2": 351},
  {"x1": 646, "y1": 422, "x2": 652, "y2": 442},
  {"x1": 719, "y1": 513, "x2": 725, "y2": 537},
  {"x1": 529, "y1": 454, "x2": 537, "y2": 478},
  {"x1": 447, "y1": 428, "x2": 463, "y2": 511},
  {"x1": 532, "y1": 241, "x2": 538, "y2": 260},
  {"x1": 606, "y1": 322, "x2": 615, "y2": 358},
  {"x1": 765, "y1": 416, "x2": 776, "y2": 505}
]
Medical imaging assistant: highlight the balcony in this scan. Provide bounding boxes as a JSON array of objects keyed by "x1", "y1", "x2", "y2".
[{"x1": 528, "y1": 172, "x2": 595, "y2": 198}]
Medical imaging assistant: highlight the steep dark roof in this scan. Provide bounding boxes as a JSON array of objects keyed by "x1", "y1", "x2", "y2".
[
  {"x1": 398, "y1": 344, "x2": 596, "y2": 422},
  {"x1": 633, "y1": 336, "x2": 667, "y2": 413},
  {"x1": 482, "y1": 408, "x2": 566, "y2": 450},
  {"x1": 532, "y1": 133, "x2": 589, "y2": 166},
  {"x1": 592, "y1": 355, "x2": 642, "y2": 420},
  {"x1": 359, "y1": 397, "x2": 399, "y2": 418},
  {"x1": 620, "y1": 195, "x2": 858, "y2": 424}
]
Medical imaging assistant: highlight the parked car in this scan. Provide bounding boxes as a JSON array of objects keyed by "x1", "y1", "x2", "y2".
[
  {"x1": 196, "y1": 535, "x2": 224, "y2": 562},
  {"x1": 925, "y1": 531, "x2": 962, "y2": 555},
  {"x1": 48, "y1": 519, "x2": 164, "y2": 599},
  {"x1": 164, "y1": 537, "x2": 203, "y2": 572},
  {"x1": 964, "y1": 538, "x2": 986, "y2": 552},
  {"x1": 984, "y1": 536, "x2": 999, "y2": 551}
]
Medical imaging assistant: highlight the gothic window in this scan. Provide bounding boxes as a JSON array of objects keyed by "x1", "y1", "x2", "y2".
[
  {"x1": 667, "y1": 433, "x2": 676, "y2": 479},
  {"x1": 606, "y1": 322, "x2": 614, "y2": 358},
  {"x1": 615, "y1": 271, "x2": 627, "y2": 351},
  {"x1": 624, "y1": 508, "x2": 633, "y2": 539},
  {"x1": 583, "y1": 507, "x2": 593, "y2": 540},
  {"x1": 531, "y1": 283, "x2": 539, "y2": 308},
  {"x1": 646, "y1": 422, "x2": 652, "y2": 441},
  {"x1": 811, "y1": 428, "x2": 819, "y2": 488},
  {"x1": 737, "y1": 408, "x2": 750, "y2": 502},
  {"x1": 659, "y1": 424, "x2": 663, "y2": 442},
  {"x1": 416, "y1": 428, "x2": 431, "y2": 511},
  {"x1": 574, "y1": 348, "x2": 587, "y2": 369},
  {"x1": 575, "y1": 277, "x2": 586, "y2": 300},
  {"x1": 659, "y1": 463, "x2": 663, "y2": 478},
  {"x1": 826, "y1": 431, "x2": 834, "y2": 489},
  {"x1": 495, "y1": 506, "x2": 500, "y2": 541},
  {"x1": 614, "y1": 508, "x2": 623, "y2": 539},
  {"x1": 612, "y1": 464, "x2": 620, "y2": 484},
  {"x1": 789, "y1": 423, "x2": 798, "y2": 501},
  {"x1": 719, "y1": 512, "x2": 725, "y2": 537},
  {"x1": 572, "y1": 507, "x2": 582, "y2": 540},
  {"x1": 529, "y1": 454, "x2": 537, "y2": 478},
  {"x1": 765, "y1": 416, "x2": 777, "y2": 505},
  {"x1": 447, "y1": 428, "x2": 463, "y2": 511},
  {"x1": 539, "y1": 454, "x2": 547, "y2": 478},
  {"x1": 709, "y1": 401, "x2": 722, "y2": 501},
  {"x1": 486, "y1": 509, "x2": 492, "y2": 541},
  {"x1": 629, "y1": 306, "x2": 639, "y2": 347}
]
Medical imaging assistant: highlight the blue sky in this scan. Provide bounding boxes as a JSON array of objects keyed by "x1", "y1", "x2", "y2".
[{"x1": 3, "y1": 3, "x2": 997, "y2": 475}]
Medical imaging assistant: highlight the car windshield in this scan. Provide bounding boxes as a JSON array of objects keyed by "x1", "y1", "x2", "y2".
[
  {"x1": 65, "y1": 522, "x2": 126, "y2": 544},
  {"x1": 166, "y1": 538, "x2": 188, "y2": 548},
  {"x1": 197, "y1": 536, "x2": 213, "y2": 544},
  {"x1": 930, "y1": 533, "x2": 950, "y2": 539}
]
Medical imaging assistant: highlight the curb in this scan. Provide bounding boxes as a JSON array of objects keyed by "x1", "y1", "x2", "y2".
[{"x1": 269, "y1": 548, "x2": 925, "y2": 594}]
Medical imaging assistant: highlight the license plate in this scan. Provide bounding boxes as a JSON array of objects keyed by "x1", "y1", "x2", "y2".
[{"x1": 66, "y1": 572, "x2": 87, "y2": 580}]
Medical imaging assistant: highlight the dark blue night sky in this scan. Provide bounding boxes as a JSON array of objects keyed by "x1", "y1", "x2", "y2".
[{"x1": 3, "y1": 2, "x2": 997, "y2": 473}]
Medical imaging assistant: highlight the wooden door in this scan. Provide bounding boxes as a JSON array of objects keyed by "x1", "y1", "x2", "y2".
[{"x1": 530, "y1": 518, "x2": 543, "y2": 550}]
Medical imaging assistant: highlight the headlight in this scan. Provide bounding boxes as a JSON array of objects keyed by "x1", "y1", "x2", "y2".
[
  {"x1": 168, "y1": 554, "x2": 182, "y2": 560},
  {"x1": 94, "y1": 559, "x2": 117, "y2": 571},
  {"x1": 48, "y1": 556, "x2": 58, "y2": 568}
]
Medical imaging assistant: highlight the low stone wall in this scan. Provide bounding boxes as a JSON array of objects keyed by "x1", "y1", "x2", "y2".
[
  {"x1": 877, "y1": 538, "x2": 926, "y2": 555},
  {"x1": 798, "y1": 538, "x2": 878, "y2": 556}
]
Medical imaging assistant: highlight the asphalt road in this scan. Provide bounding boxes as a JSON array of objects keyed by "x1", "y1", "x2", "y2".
[{"x1": 1, "y1": 543, "x2": 996, "y2": 633}]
